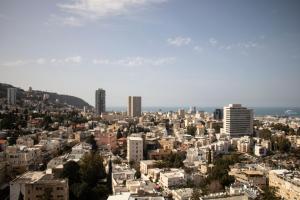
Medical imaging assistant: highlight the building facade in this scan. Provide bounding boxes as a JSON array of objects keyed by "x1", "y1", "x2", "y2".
[
  {"x1": 269, "y1": 169, "x2": 300, "y2": 200},
  {"x1": 7, "y1": 88, "x2": 17, "y2": 105},
  {"x1": 222, "y1": 104, "x2": 253, "y2": 137},
  {"x1": 127, "y1": 136, "x2": 143, "y2": 162},
  {"x1": 213, "y1": 108, "x2": 223, "y2": 120},
  {"x1": 128, "y1": 96, "x2": 142, "y2": 117},
  {"x1": 10, "y1": 171, "x2": 68, "y2": 200},
  {"x1": 95, "y1": 88, "x2": 106, "y2": 115}
]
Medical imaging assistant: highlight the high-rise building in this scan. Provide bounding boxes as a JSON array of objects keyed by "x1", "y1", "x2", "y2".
[
  {"x1": 222, "y1": 104, "x2": 253, "y2": 137},
  {"x1": 213, "y1": 108, "x2": 223, "y2": 120},
  {"x1": 128, "y1": 96, "x2": 142, "y2": 117},
  {"x1": 7, "y1": 88, "x2": 17, "y2": 105},
  {"x1": 127, "y1": 136, "x2": 143, "y2": 162},
  {"x1": 95, "y1": 88, "x2": 106, "y2": 115}
]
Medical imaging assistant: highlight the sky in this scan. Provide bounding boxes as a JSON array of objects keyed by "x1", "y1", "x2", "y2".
[{"x1": 0, "y1": 0, "x2": 300, "y2": 107}]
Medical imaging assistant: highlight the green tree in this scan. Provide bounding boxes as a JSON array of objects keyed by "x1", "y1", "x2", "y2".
[
  {"x1": 259, "y1": 129, "x2": 272, "y2": 140},
  {"x1": 116, "y1": 129, "x2": 123, "y2": 139},
  {"x1": 80, "y1": 153, "x2": 106, "y2": 187},
  {"x1": 85, "y1": 135, "x2": 97, "y2": 151},
  {"x1": 187, "y1": 125, "x2": 197, "y2": 136},
  {"x1": 261, "y1": 186, "x2": 280, "y2": 200},
  {"x1": 61, "y1": 161, "x2": 81, "y2": 185},
  {"x1": 191, "y1": 188, "x2": 201, "y2": 200}
]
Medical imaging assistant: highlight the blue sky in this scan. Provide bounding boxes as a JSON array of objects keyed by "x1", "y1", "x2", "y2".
[{"x1": 0, "y1": 0, "x2": 300, "y2": 107}]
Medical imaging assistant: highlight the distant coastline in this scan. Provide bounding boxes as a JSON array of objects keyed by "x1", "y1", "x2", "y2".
[{"x1": 106, "y1": 106, "x2": 300, "y2": 117}]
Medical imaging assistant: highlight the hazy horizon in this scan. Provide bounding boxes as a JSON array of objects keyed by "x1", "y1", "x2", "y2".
[{"x1": 1, "y1": 0, "x2": 300, "y2": 107}]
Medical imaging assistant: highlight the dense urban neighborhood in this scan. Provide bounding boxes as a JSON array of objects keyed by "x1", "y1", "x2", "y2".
[{"x1": 0, "y1": 85, "x2": 299, "y2": 200}]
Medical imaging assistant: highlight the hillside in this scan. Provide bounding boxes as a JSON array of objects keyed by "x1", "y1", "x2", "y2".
[{"x1": 0, "y1": 83, "x2": 91, "y2": 109}]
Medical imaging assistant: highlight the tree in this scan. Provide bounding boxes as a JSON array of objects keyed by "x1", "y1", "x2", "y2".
[
  {"x1": 277, "y1": 137, "x2": 291, "y2": 152},
  {"x1": 261, "y1": 186, "x2": 280, "y2": 200},
  {"x1": 61, "y1": 161, "x2": 81, "y2": 185},
  {"x1": 259, "y1": 129, "x2": 272, "y2": 140},
  {"x1": 116, "y1": 129, "x2": 123, "y2": 139},
  {"x1": 135, "y1": 169, "x2": 141, "y2": 179},
  {"x1": 85, "y1": 135, "x2": 97, "y2": 151},
  {"x1": 187, "y1": 125, "x2": 197, "y2": 136},
  {"x1": 297, "y1": 127, "x2": 300, "y2": 136},
  {"x1": 191, "y1": 188, "x2": 201, "y2": 200},
  {"x1": 80, "y1": 153, "x2": 106, "y2": 187}
]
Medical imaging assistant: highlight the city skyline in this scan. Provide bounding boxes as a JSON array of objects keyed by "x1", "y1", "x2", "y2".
[{"x1": 1, "y1": 0, "x2": 300, "y2": 107}]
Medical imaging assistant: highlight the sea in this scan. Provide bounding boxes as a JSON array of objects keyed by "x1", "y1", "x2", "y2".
[{"x1": 106, "y1": 106, "x2": 300, "y2": 117}]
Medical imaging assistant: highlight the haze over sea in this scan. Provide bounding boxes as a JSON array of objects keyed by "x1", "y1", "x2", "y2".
[{"x1": 107, "y1": 107, "x2": 300, "y2": 117}]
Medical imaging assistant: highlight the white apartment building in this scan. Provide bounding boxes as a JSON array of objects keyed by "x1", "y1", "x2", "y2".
[
  {"x1": 254, "y1": 144, "x2": 267, "y2": 157},
  {"x1": 127, "y1": 136, "x2": 143, "y2": 162},
  {"x1": 237, "y1": 136, "x2": 253, "y2": 153},
  {"x1": 140, "y1": 160, "x2": 156, "y2": 175},
  {"x1": 159, "y1": 169, "x2": 187, "y2": 188},
  {"x1": 222, "y1": 104, "x2": 253, "y2": 137},
  {"x1": 112, "y1": 164, "x2": 136, "y2": 194},
  {"x1": 128, "y1": 96, "x2": 142, "y2": 117}
]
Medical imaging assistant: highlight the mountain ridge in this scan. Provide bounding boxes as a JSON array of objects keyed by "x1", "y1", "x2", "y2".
[{"x1": 0, "y1": 83, "x2": 92, "y2": 109}]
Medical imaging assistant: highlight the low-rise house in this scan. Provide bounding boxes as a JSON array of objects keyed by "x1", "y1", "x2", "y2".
[
  {"x1": 172, "y1": 188, "x2": 193, "y2": 200},
  {"x1": 159, "y1": 169, "x2": 187, "y2": 188},
  {"x1": 112, "y1": 164, "x2": 136, "y2": 194},
  {"x1": 229, "y1": 168, "x2": 266, "y2": 188},
  {"x1": 16, "y1": 137, "x2": 34, "y2": 147},
  {"x1": 140, "y1": 160, "x2": 156, "y2": 175}
]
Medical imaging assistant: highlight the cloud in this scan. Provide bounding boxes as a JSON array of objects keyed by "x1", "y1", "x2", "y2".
[
  {"x1": 193, "y1": 46, "x2": 203, "y2": 52},
  {"x1": 93, "y1": 56, "x2": 175, "y2": 66},
  {"x1": 64, "y1": 56, "x2": 82, "y2": 64},
  {"x1": 1, "y1": 56, "x2": 82, "y2": 66},
  {"x1": 55, "y1": 0, "x2": 167, "y2": 26},
  {"x1": 48, "y1": 14, "x2": 83, "y2": 27},
  {"x1": 237, "y1": 42, "x2": 258, "y2": 49},
  {"x1": 167, "y1": 36, "x2": 192, "y2": 47},
  {"x1": 209, "y1": 38, "x2": 218, "y2": 46}
]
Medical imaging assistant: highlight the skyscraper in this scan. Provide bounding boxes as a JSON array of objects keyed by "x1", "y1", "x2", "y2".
[
  {"x1": 95, "y1": 88, "x2": 106, "y2": 115},
  {"x1": 128, "y1": 96, "x2": 142, "y2": 117},
  {"x1": 213, "y1": 108, "x2": 223, "y2": 120},
  {"x1": 7, "y1": 88, "x2": 17, "y2": 105},
  {"x1": 222, "y1": 104, "x2": 253, "y2": 137}
]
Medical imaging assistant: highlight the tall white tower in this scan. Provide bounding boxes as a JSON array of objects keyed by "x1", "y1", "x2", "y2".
[{"x1": 222, "y1": 104, "x2": 253, "y2": 137}]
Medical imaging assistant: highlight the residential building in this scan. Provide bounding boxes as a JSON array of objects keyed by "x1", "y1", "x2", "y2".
[
  {"x1": 95, "y1": 88, "x2": 106, "y2": 115},
  {"x1": 10, "y1": 171, "x2": 68, "y2": 200},
  {"x1": 269, "y1": 169, "x2": 300, "y2": 200},
  {"x1": 127, "y1": 137, "x2": 143, "y2": 162},
  {"x1": 128, "y1": 96, "x2": 142, "y2": 117},
  {"x1": 94, "y1": 130, "x2": 117, "y2": 150},
  {"x1": 159, "y1": 169, "x2": 187, "y2": 188},
  {"x1": 222, "y1": 104, "x2": 253, "y2": 137},
  {"x1": 140, "y1": 160, "x2": 156, "y2": 175},
  {"x1": 229, "y1": 169, "x2": 266, "y2": 188},
  {"x1": 172, "y1": 188, "x2": 193, "y2": 200},
  {"x1": 6, "y1": 145, "x2": 41, "y2": 173},
  {"x1": 254, "y1": 144, "x2": 267, "y2": 157}
]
